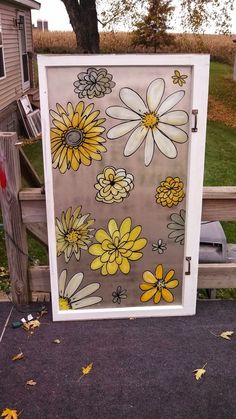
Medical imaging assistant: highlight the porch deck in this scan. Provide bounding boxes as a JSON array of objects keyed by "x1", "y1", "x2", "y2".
[{"x1": 1, "y1": 300, "x2": 236, "y2": 419}]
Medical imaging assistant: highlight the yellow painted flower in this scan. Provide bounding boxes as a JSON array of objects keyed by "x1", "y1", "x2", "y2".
[
  {"x1": 155, "y1": 176, "x2": 185, "y2": 207},
  {"x1": 50, "y1": 101, "x2": 106, "y2": 173},
  {"x1": 171, "y1": 70, "x2": 188, "y2": 87},
  {"x1": 56, "y1": 206, "x2": 95, "y2": 262},
  {"x1": 140, "y1": 264, "x2": 179, "y2": 304},
  {"x1": 95, "y1": 166, "x2": 134, "y2": 204},
  {"x1": 89, "y1": 217, "x2": 147, "y2": 275}
]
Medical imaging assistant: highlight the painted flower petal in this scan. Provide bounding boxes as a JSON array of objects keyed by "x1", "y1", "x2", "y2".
[
  {"x1": 141, "y1": 288, "x2": 157, "y2": 302},
  {"x1": 107, "y1": 261, "x2": 118, "y2": 275},
  {"x1": 70, "y1": 283, "x2": 100, "y2": 302},
  {"x1": 90, "y1": 256, "x2": 103, "y2": 270},
  {"x1": 120, "y1": 217, "x2": 132, "y2": 237},
  {"x1": 155, "y1": 264, "x2": 163, "y2": 280},
  {"x1": 164, "y1": 269, "x2": 175, "y2": 283},
  {"x1": 107, "y1": 120, "x2": 140, "y2": 139},
  {"x1": 158, "y1": 123, "x2": 188, "y2": 143},
  {"x1": 124, "y1": 125, "x2": 148, "y2": 156},
  {"x1": 119, "y1": 258, "x2": 130, "y2": 274},
  {"x1": 158, "y1": 90, "x2": 185, "y2": 116},
  {"x1": 162, "y1": 288, "x2": 174, "y2": 303},
  {"x1": 154, "y1": 290, "x2": 162, "y2": 304},
  {"x1": 159, "y1": 110, "x2": 188, "y2": 126},
  {"x1": 120, "y1": 87, "x2": 148, "y2": 115},
  {"x1": 89, "y1": 244, "x2": 104, "y2": 255},
  {"x1": 106, "y1": 106, "x2": 141, "y2": 120},
  {"x1": 144, "y1": 129, "x2": 154, "y2": 166},
  {"x1": 131, "y1": 238, "x2": 147, "y2": 251},
  {"x1": 146, "y1": 78, "x2": 165, "y2": 112},
  {"x1": 166, "y1": 279, "x2": 179, "y2": 289},
  {"x1": 95, "y1": 229, "x2": 111, "y2": 243},
  {"x1": 143, "y1": 271, "x2": 156, "y2": 284},
  {"x1": 71, "y1": 296, "x2": 102, "y2": 309},
  {"x1": 108, "y1": 219, "x2": 118, "y2": 236},
  {"x1": 153, "y1": 129, "x2": 177, "y2": 158},
  {"x1": 59, "y1": 270, "x2": 67, "y2": 296},
  {"x1": 140, "y1": 283, "x2": 154, "y2": 291},
  {"x1": 64, "y1": 272, "x2": 84, "y2": 298}
]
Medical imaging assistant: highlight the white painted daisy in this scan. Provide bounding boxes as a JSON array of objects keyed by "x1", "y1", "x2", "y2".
[
  {"x1": 59, "y1": 270, "x2": 102, "y2": 310},
  {"x1": 106, "y1": 78, "x2": 189, "y2": 166}
]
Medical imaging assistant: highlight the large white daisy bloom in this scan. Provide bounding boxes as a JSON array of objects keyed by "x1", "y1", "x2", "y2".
[
  {"x1": 59, "y1": 270, "x2": 102, "y2": 310},
  {"x1": 106, "y1": 78, "x2": 189, "y2": 166}
]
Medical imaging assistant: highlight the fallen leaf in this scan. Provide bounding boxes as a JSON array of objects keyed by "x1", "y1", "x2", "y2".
[
  {"x1": 220, "y1": 331, "x2": 234, "y2": 340},
  {"x1": 26, "y1": 379, "x2": 37, "y2": 386},
  {"x1": 11, "y1": 352, "x2": 24, "y2": 361},
  {"x1": 53, "y1": 339, "x2": 61, "y2": 344},
  {"x1": 1, "y1": 408, "x2": 19, "y2": 419},
  {"x1": 23, "y1": 319, "x2": 40, "y2": 331},
  {"x1": 193, "y1": 363, "x2": 207, "y2": 380},
  {"x1": 82, "y1": 363, "x2": 93, "y2": 376}
]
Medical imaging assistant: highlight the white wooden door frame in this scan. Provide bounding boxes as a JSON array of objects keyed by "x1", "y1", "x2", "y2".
[
  {"x1": 38, "y1": 54, "x2": 210, "y2": 321},
  {"x1": 17, "y1": 11, "x2": 30, "y2": 92}
]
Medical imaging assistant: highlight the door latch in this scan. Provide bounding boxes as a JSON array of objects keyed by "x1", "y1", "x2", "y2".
[
  {"x1": 185, "y1": 256, "x2": 192, "y2": 275},
  {"x1": 191, "y1": 109, "x2": 198, "y2": 132}
]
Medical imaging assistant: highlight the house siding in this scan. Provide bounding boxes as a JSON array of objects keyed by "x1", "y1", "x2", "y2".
[{"x1": 0, "y1": 1, "x2": 34, "y2": 112}]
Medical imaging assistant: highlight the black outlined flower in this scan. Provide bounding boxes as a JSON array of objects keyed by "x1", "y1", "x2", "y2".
[{"x1": 74, "y1": 67, "x2": 116, "y2": 99}]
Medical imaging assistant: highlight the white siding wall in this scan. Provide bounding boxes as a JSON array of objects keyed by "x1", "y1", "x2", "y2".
[{"x1": 0, "y1": 2, "x2": 33, "y2": 111}]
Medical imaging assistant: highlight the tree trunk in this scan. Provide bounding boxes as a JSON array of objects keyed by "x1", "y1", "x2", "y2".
[{"x1": 61, "y1": 0, "x2": 100, "y2": 53}]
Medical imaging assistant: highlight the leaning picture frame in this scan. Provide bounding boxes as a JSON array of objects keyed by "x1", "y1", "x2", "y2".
[{"x1": 38, "y1": 54, "x2": 209, "y2": 321}]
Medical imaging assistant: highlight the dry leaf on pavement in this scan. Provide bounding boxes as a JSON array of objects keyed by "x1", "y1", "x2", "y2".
[
  {"x1": 1, "y1": 408, "x2": 19, "y2": 419},
  {"x1": 26, "y1": 379, "x2": 37, "y2": 386},
  {"x1": 193, "y1": 363, "x2": 207, "y2": 380},
  {"x1": 220, "y1": 331, "x2": 234, "y2": 340},
  {"x1": 82, "y1": 363, "x2": 93, "y2": 375},
  {"x1": 11, "y1": 352, "x2": 24, "y2": 362}
]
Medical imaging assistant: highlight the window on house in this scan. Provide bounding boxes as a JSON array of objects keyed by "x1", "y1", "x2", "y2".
[{"x1": 0, "y1": 16, "x2": 5, "y2": 79}]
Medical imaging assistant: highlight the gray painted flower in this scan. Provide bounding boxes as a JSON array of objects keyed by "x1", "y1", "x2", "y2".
[
  {"x1": 74, "y1": 67, "x2": 116, "y2": 99},
  {"x1": 167, "y1": 209, "x2": 185, "y2": 245},
  {"x1": 152, "y1": 239, "x2": 167, "y2": 254}
]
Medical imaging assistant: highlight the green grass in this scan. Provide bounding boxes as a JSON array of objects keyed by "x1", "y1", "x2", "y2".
[
  {"x1": 204, "y1": 121, "x2": 236, "y2": 186},
  {"x1": 209, "y1": 62, "x2": 236, "y2": 112}
]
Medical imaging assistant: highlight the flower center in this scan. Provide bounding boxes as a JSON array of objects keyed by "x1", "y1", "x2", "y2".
[
  {"x1": 59, "y1": 297, "x2": 71, "y2": 310},
  {"x1": 156, "y1": 279, "x2": 165, "y2": 290},
  {"x1": 64, "y1": 128, "x2": 83, "y2": 147},
  {"x1": 66, "y1": 230, "x2": 80, "y2": 243},
  {"x1": 108, "y1": 174, "x2": 115, "y2": 186},
  {"x1": 142, "y1": 112, "x2": 158, "y2": 128}
]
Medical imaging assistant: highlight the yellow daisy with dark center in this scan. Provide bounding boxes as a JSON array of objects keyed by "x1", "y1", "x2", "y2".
[
  {"x1": 140, "y1": 264, "x2": 179, "y2": 304},
  {"x1": 50, "y1": 101, "x2": 106, "y2": 174},
  {"x1": 56, "y1": 206, "x2": 95, "y2": 262},
  {"x1": 155, "y1": 176, "x2": 185, "y2": 207},
  {"x1": 89, "y1": 217, "x2": 147, "y2": 275}
]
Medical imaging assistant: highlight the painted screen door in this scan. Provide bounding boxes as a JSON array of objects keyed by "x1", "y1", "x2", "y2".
[{"x1": 38, "y1": 55, "x2": 209, "y2": 321}]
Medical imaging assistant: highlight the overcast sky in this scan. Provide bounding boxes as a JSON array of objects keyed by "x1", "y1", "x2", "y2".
[{"x1": 32, "y1": 0, "x2": 236, "y2": 33}]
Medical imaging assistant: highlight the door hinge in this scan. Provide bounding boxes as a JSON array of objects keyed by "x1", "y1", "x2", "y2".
[
  {"x1": 191, "y1": 109, "x2": 198, "y2": 132},
  {"x1": 185, "y1": 256, "x2": 192, "y2": 275}
]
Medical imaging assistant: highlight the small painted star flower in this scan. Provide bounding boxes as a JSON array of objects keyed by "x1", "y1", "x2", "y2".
[
  {"x1": 152, "y1": 239, "x2": 167, "y2": 254},
  {"x1": 112, "y1": 286, "x2": 127, "y2": 304},
  {"x1": 171, "y1": 70, "x2": 188, "y2": 87}
]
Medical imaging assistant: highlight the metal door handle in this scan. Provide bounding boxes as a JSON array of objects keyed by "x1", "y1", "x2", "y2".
[
  {"x1": 191, "y1": 109, "x2": 198, "y2": 132},
  {"x1": 185, "y1": 257, "x2": 191, "y2": 275}
]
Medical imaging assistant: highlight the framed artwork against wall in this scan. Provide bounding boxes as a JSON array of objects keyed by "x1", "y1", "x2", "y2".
[{"x1": 38, "y1": 54, "x2": 209, "y2": 321}]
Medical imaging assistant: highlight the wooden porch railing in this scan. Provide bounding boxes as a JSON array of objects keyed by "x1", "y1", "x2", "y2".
[{"x1": 1, "y1": 132, "x2": 236, "y2": 304}]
